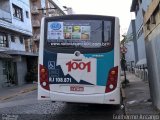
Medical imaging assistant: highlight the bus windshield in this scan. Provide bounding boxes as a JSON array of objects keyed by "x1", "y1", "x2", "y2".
[{"x1": 46, "y1": 20, "x2": 113, "y2": 48}]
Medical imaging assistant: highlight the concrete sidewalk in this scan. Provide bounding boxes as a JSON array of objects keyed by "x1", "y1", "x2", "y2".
[
  {"x1": 123, "y1": 72, "x2": 160, "y2": 114},
  {"x1": 0, "y1": 83, "x2": 37, "y2": 101}
]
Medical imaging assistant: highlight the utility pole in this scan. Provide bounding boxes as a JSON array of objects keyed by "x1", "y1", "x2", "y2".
[
  {"x1": 121, "y1": 35, "x2": 129, "y2": 86},
  {"x1": 121, "y1": 53, "x2": 128, "y2": 85}
]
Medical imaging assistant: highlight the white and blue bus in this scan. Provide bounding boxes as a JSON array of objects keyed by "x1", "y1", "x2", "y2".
[{"x1": 38, "y1": 15, "x2": 121, "y2": 105}]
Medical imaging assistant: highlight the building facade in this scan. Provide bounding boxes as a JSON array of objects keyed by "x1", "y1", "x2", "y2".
[
  {"x1": 130, "y1": 0, "x2": 151, "y2": 67},
  {"x1": 125, "y1": 20, "x2": 137, "y2": 71},
  {"x1": 0, "y1": 0, "x2": 73, "y2": 88},
  {"x1": 129, "y1": 0, "x2": 160, "y2": 110},
  {"x1": 144, "y1": 0, "x2": 160, "y2": 110},
  {"x1": 29, "y1": 0, "x2": 66, "y2": 53},
  {"x1": 0, "y1": 0, "x2": 36, "y2": 88}
]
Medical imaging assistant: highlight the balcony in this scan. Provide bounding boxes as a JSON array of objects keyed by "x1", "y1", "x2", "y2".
[
  {"x1": 144, "y1": 0, "x2": 160, "y2": 39},
  {"x1": 32, "y1": 20, "x2": 40, "y2": 28},
  {"x1": 0, "y1": 9, "x2": 12, "y2": 23},
  {"x1": 48, "y1": 8, "x2": 56, "y2": 14},
  {"x1": 33, "y1": 34, "x2": 40, "y2": 41},
  {"x1": 144, "y1": 0, "x2": 159, "y2": 24},
  {"x1": 31, "y1": 0, "x2": 38, "y2": 1}
]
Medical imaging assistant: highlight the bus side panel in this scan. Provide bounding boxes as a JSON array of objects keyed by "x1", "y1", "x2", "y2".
[
  {"x1": 103, "y1": 17, "x2": 120, "y2": 104},
  {"x1": 114, "y1": 17, "x2": 121, "y2": 88},
  {"x1": 38, "y1": 17, "x2": 50, "y2": 100},
  {"x1": 103, "y1": 17, "x2": 121, "y2": 104}
]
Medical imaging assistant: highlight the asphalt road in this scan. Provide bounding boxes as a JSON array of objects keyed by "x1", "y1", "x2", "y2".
[{"x1": 0, "y1": 90, "x2": 124, "y2": 120}]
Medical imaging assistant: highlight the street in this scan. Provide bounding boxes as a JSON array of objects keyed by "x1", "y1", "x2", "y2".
[
  {"x1": 1, "y1": 0, "x2": 160, "y2": 119},
  {"x1": 0, "y1": 90, "x2": 124, "y2": 120},
  {"x1": 0, "y1": 73, "x2": 160, "y2": 120}
]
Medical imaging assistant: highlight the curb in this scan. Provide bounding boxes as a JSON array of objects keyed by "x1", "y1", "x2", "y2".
[
  {"x1": 121, "y1": 87, "x2": 128, "y2": 115},
  {"x1": 0, "y1": 86, "x2": 37, "y2": 101},
  {"x1": 19, "y1": 86, "x2": 37, "y2": 94}
]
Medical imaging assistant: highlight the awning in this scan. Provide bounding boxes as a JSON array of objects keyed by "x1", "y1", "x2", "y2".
[
  {"x1": 4, "y1": 50, "x2": 38, "y2": 57},
  {"x1": 136, "y1": 58, "x2": 147, "y2": 66},
  {"x1": 0, "y1": 52, "x2": 13, "y2": 59}
]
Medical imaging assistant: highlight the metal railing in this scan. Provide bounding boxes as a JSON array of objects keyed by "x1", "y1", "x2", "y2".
[
  {"x1": 33, "y1": 34, "x2": 40, "y2": 41},
  {"x1": 134, "y1": 65, "x2": 148, "y2": 81}
]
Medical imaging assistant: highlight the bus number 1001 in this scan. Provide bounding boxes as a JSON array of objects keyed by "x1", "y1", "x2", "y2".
[{"x1": 66, "y1": 61, "x2": 91, "y2": 72}]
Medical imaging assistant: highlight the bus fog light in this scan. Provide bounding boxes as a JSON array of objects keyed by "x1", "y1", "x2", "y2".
[
  {"x1": 109, "y1": 84, "x2": 114, "y2": 89},
  {"x1": 42, "y1": 82, "x2": 47, "y2": 86}
]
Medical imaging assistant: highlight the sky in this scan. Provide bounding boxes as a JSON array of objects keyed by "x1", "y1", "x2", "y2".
[{"x1": 59, "y1": 0, "x2": 134, "y2": 36}]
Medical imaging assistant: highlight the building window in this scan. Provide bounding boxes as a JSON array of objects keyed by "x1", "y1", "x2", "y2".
[
  {"x1": 26, "y1": 11, "x2": 29, "y2": 18},
  {"x1": 135, "y1": 4, "x2": 139, "y2": 16},
  {"x1": 0, "y1": 32, "x2": 8, "y2": 47},
  {"x1": 19, "y1": 36, "x2": 24, "y2": 44},
  {"x1": 12, "y1": 4, "x2": 23, "y2": 21},
  {"x1": 11, "y1": 35, "x2": 15, "y2": 42}
]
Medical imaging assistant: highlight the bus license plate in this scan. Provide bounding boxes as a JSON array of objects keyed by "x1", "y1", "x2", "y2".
[{"x1": 70, "y1": 86, "x2": 84, "y2": 91}]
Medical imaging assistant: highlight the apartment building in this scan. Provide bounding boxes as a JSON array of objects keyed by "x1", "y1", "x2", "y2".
[
  {"x1": 0, "y1": 0, "x2": 36, "y2": 88},
  {"x1": 130, "y1": 0, "x2": 151, "y2": 67},
  {"x1": 29, "y1": 0, "x2": 66, "y2": 53},
  {"x1": 129, "y1": 0, "x2": 160, "y2": 110},
  {"x1": 125, "y1": 20, "x2": 137, "y2": 71},
  {"x1": 144, "y1": 0, "x2": 160, "y2": 110}
]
